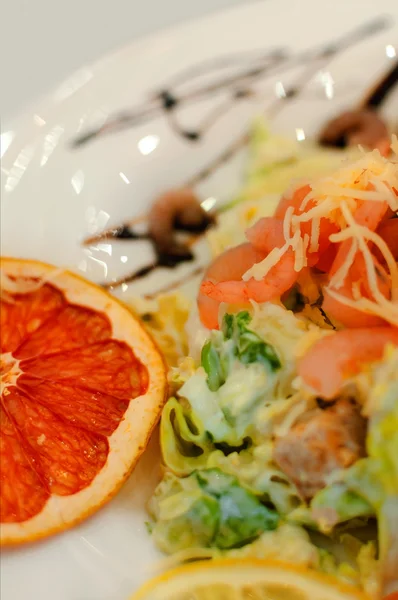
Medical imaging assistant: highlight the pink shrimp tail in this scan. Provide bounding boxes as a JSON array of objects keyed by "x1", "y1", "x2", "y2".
[
  {"x1": 200, "y1": 279, "x2": 250, "y2": 303},
  {"x1": 200, "y1": 250, "x2": 298, "y2": 304},
  {"x1": 197, "y1": 292, "x2": 221, "y2": 330},
  {"x1": 246, "y1": 217, "x2": 284, "y2": 254}
]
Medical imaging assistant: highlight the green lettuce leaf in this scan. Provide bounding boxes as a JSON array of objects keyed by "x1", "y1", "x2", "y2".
[
  {"x1": 160, "y1": 397, "x2": 214, "y2": 475},
  {"x1": 311, "y1": 483, "x2": 373, "y2": 531},
  {"x1": 200, "y1": 311, "x2": 281, "y2": 394},
  {"x1": 178, "y1": 361, "x2": 273, "y2": 446},
  {"x1": 149, "y1": 469, "x2": 278, "y2": 554}
]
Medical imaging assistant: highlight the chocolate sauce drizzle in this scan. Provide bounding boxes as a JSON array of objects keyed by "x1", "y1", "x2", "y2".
[
  {"x1": 360, "y1": 59, "x2": 398, "y2": 109},
  {"x1": 79, "y1": 16, "x2": 396, "y2": 294},
  {"x1": 73, "y1": 17, "x2": 389, "y2": 149}
]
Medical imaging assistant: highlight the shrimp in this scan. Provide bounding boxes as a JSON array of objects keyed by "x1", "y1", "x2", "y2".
[
  {"x1": 322, "y1": 281, "x2": 388, "y2": 328},
  {"x1": 319, "y1": 109, "x2": 390, "y2": 155},
  {"x1": 245, "y1": 217, "x2": 285, "y2": 255},
  {"x1": 315, "y1": 243, "x2": 338, "y2": 273},
  {"x1": 375, "y1": 218, "x2": 398, "y2": 263},
  {"x1": 197, "y1": 243, "x2": 266, "y2": 329},
  {"x1": 353, "y1": 198, "x2": 389, "y2": 231},
  {"x1": 322, "y1": 199, "x2": 391, "y2": 328},
  {"x1": 298, "y1": 327, "x2": 398, "y2": 399},
  {"x1": 200, "y1": 249, "x2": 297, "y2": 304},
  {"x1": 247, "y1": 215, "x2": 338, "y2": 268},
  {"x1": 274, "y1": 184, "x2": 312, "y2": 219},
  {"x1": 270, "y1": 184, "x2": 339, "y2": 267},
  {"x1": 148, "y1": 188, "x2": 213, "y2": 258},
  {"x1": 323, "y1": 248, "x2": 391, "y2": 328}
]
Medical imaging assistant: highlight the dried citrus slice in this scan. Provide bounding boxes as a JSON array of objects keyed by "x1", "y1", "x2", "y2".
[
  {"x1": 131, "y1": 559, "x2": 369, "y2": 600},
  {"x1": 0, "y1": 257, "x2": 167, "y2": 545}
]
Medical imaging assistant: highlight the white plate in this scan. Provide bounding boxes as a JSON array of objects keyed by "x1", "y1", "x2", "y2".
[{"x1": 1, "y1": 1, "x2": 398, "y2": 599}]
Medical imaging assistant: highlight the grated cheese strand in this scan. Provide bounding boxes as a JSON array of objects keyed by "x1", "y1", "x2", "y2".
[
  {"x1": 293, "y1": 198, "x2": 334, "y2": 225},
  {"x1": 370, "y1": 177, "x2": 398, "y2": 212},
  {"x1": 310, "y1": 186, "x2": 391, "y2": 202},
  {"x1": 351, "y1": 281, "x2": 362, "y2": 301},
  {"x1": 242, "y1": 242, "x2": 289, "y2": 282},
  {"x1": 293, "y1": 230, "x2": 305, "y2": 272},
  {"x1": 328, "y1": 238, "x2": 358, "y2": 290},
  {"x1": 309, "y1": 217, "x2": 320, "y2": 253},
  {"x1": 302, "y1": 233, "x2": 310, "y2": 267},
  {"x1": 283, "y1": 206, "x2": 295, "y2": 241},
  {"x1": 298, "y1": 188, "x2": 313, "y2": 212},
  {"x1": 337, "y1": 201, "x2": 398, "y2": 321},
  {"x1": 329, "y1": 217, "x2": 398, "y2": 303}
]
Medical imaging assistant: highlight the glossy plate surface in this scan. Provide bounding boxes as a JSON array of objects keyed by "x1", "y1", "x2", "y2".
[{"x1": 1, "y1": 1, "x2": 398, "y2": 598}]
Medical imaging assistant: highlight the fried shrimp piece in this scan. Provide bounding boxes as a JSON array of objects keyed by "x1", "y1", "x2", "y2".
[
  {"x1": 148, "y1": 188, "x2": 214, "y2": 260},
  {"x1": 273, "y1": 399, "x2": 367, "y2": 500},
  {"x1": 200, "y1": 250, "x2": 297, "y2": 304},
  {"x1": 319, "y1": 109, "x2": 390, "y2": 155},
  {"x1": 197, "y1": 243, "x2": 266, "y2": 330}
]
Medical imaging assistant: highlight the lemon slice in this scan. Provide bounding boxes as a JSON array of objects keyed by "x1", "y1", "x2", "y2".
[{"x1": 131, "y1": 559, "x2": 369, "y2": 600}]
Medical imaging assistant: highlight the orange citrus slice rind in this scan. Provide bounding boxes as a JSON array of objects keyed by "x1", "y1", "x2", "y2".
[
  {"x1": 0, "y1": 257, "x2": 167, "y2": 545},
  {"x1": 131, "y1": 558, "x2": 370, "y2": 600}
]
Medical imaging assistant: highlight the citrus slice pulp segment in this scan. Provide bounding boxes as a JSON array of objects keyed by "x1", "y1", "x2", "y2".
[
  {"x1": 3, "y1": 386, "x2": 109, "y2": 497},
  {"x1": 0, "y1": 257, "x2": 167, "y2": 545},
  {"x1": 14, "y1": 304, "x2": 112, "y2": 359},
  {"x1": 0, "y1": 406, "x2": 49, "y2": 523},
  {"x1": 131, "y1": 559, "x2": 369, "y2": 600},
  {"x1": 18, "y1": 375, "x2": 129, "y2": 436},
  {"x1": 20, "y1": 340, "x2": 148, "y2": 400},
  {"x1": 1, "y1": 283, "x2": 65, "y2": 353}
]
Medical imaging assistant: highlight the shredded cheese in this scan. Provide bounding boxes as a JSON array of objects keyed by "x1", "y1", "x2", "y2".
[
  {"x1": 324, "y1": 200, "x2": 398, "y2": 325},
  {"x1": 329, "y1": 216, "x2": 398, "y2": 302},
  {"x1": 302, "y1": 233, "x2": 310, "y2": 265},
  {"x1": 309, "y1": 217, "x2": 320, "y2": 253},
  {"x1": 328, "y1": 238, "x2": 358, "y2": 290},
  {"x1": 298, "y1": 188, "x2": 313, "y2": 212},
  {"x1": 293, "y1": 230, "x2": 305, "y2": 272},
  {"x1": 283, "y1": 206, "x2": 295, "y2": 241},
  {"x1": 292, "y1": 198, "x2": 334, "y2": 225},
  {"x1": 241, "y1": 141, "x2": 398, "y2": 327},
  {"x1": 243, "y1": 241, "x2": 289, "y2": 281}
]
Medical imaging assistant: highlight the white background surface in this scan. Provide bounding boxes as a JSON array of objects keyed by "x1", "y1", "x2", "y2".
[
  {"x1": 1, "y1": 1, "x2": 398, "y2": 599},
  {"x1": 1, "y1": 0, "x2": 253, "y2": 121}
]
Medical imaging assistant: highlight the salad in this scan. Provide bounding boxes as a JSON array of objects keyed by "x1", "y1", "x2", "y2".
[{"x1": 139, "y1": 125, "x2": 398, "y2": 598}]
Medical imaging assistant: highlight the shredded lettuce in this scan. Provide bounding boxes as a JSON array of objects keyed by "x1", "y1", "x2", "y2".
[
  {"x1": 200, "y1": 311, "x2": 281, "y2": 393},
  {"x1": 232, "y1": 118, "x2": 358, "y2": 205},
  {"x1": 226, "y1": 523, "x2": 320, "y2": 566},
  {"x1": 160, "y1": 395, "x2": 304, "y2": 514},
  {"x1": 160, "y1": 397, "x2": 214, "y2": 475},
  {"x1": 128, "y1": 293, "x2": 191, "y2": 367},
  {"x1": 311, "y1": 484, "x2": 373, "y2": 531},
  {"x1": 149, "y1": 469, "x2": 278, "y2": 554},
  {"x1": 145, "y1": 122, "x2": 394, "y2": 597},
  {"x1": 171, "y1": 311, "x2": 283, "y2": 447}
]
